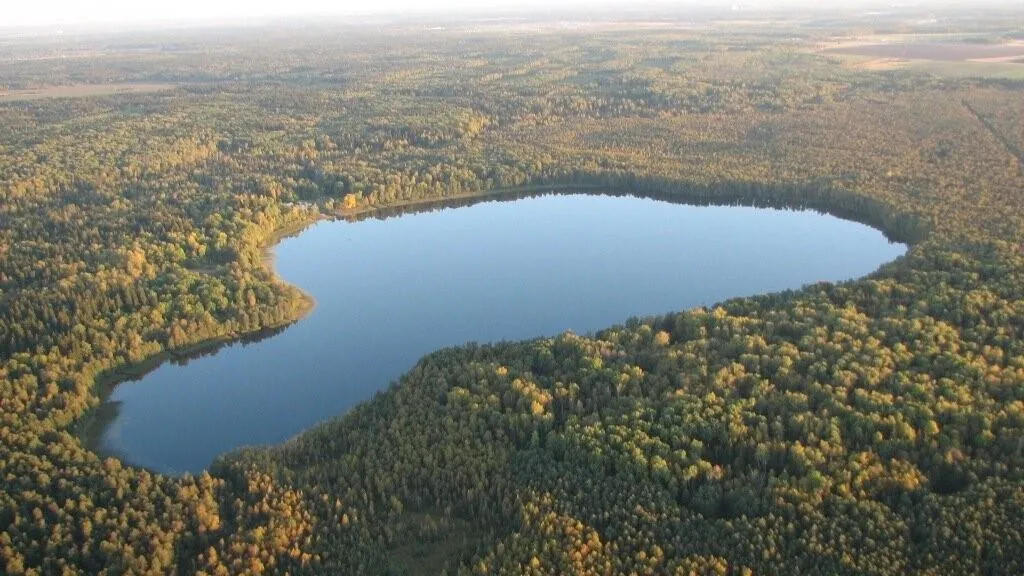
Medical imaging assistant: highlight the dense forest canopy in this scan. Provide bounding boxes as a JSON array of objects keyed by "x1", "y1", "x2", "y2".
[{"x1": 2, "y1": 4, "x2": 1024, "y2": 574}]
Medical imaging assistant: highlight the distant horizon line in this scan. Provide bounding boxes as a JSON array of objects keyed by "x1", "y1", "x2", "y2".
[{"x1": 1, "y1": 0, "x2": 1010, "y2": 33}]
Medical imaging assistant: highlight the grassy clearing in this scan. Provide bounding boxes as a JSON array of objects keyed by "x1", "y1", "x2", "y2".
[
  {"x1": 909, "y1": 59, "x2": 1024, "y2": 79},
  {"x1": 824, "y1": 41, "x2": 1024, "y2": 61},
  {"x1": 817, "y1": 36, "x2": 1024, "y2": 79},
  {"x1": 386, "y1": 512, "x2": 484, "y2": 575},
  {"x1": 0, "y1": 83, "x2": 175, "y2": 100},
  {"x1": 827, "y1": 51, "x2": 1024, "y2": 79}
]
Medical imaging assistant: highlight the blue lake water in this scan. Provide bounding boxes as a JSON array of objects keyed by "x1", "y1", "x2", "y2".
[{"x1": 97, "y1": 194, "x2": 907, "y2": 474}]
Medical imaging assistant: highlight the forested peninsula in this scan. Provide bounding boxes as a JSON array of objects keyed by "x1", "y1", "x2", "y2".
[{"x1": 3, "y1": 6, "x2": 1024, "y2": 574}]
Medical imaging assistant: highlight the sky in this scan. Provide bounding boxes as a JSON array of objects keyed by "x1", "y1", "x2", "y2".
[
  {"x1": 1, "y1": 0, "x2": 993, "y2": 28},
  {"x1": 2, "y1": 0, "x2": 652, "y2": 28}
]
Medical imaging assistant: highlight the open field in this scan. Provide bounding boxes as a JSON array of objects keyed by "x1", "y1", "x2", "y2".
[
  {"x1": 0, "y1": 83, "x2": 175, "y2": 100},
  {"x1": 824, "y1": 41, "x2": 1024, "y2": 62},
  {"x1": 855, "y1": 58, "x2": 910, "y2": 71},
  {"x1": 910, "y1": 59, "x2": 1024, "y2": 79},
  {"x1": 838, "y1": 55, "x2": 1024, "y2": 79},
  {"x1": 822, "y1": 39, "x2": 1024, "y2": 79}
]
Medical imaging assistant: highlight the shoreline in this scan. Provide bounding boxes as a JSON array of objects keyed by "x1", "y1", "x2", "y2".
[
  {"x1": 333, "y1": 183, "x2": 605, "y2": 221},
  {"x1": 74, "y1": 186, "x2": 570, "y2": 470},
  {"x1": 75, "y1": 181, "x2": 920, "y2": 473},
  {"x1": 76, "y1": 214, "x2": 320, "y2": 470},
  {"x1": 74, "y1": 186, "x2": 571, "y2": 469}
]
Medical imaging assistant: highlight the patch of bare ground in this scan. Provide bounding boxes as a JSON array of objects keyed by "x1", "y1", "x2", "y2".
[
  {"x1": 823, "y1": 41, "x2": 1024, "y2": 62},
  {"x1": 0, "y1": 83, "x2": 175, "y2": 101},
  {"x1": 968, "y1": 55, "x2": 1024, "y2": 64},
  {"x1": 857, "y1": 58, "x2": 909, "y2": 71}
]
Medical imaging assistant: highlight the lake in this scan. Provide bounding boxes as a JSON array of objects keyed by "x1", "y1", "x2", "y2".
[{"x1": 95, "y1": 193, "x2": 907, "y2": 474}]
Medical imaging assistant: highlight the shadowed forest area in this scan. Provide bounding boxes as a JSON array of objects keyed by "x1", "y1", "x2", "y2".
[{"x1": 2, "y1": 4, "x2": 1024, "y2": 574}]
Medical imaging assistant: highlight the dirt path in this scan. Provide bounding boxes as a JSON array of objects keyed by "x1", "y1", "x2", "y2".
[{"x1": 962, "y1": 99, "x2": 1024, "y2": 178}]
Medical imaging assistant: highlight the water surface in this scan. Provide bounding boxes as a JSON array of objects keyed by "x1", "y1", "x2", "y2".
[{"x1": 98, "y1": 194, "x2": 906, "y2": 473}]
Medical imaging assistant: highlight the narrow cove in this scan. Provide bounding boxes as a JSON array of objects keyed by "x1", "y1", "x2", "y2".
[{"x1": 93, "y1": 193, "x2": 907, "y2": 474}]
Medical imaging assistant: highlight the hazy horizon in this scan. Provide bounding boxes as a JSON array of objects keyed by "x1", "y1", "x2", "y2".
[{"x1": 3, "y1": 0, "x2": 1008, "y2": 30}]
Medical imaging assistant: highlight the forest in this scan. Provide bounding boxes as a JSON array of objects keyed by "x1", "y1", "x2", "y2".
[{"x1": 2, "y1": 4, "x2": 1024, "y2": 574}]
